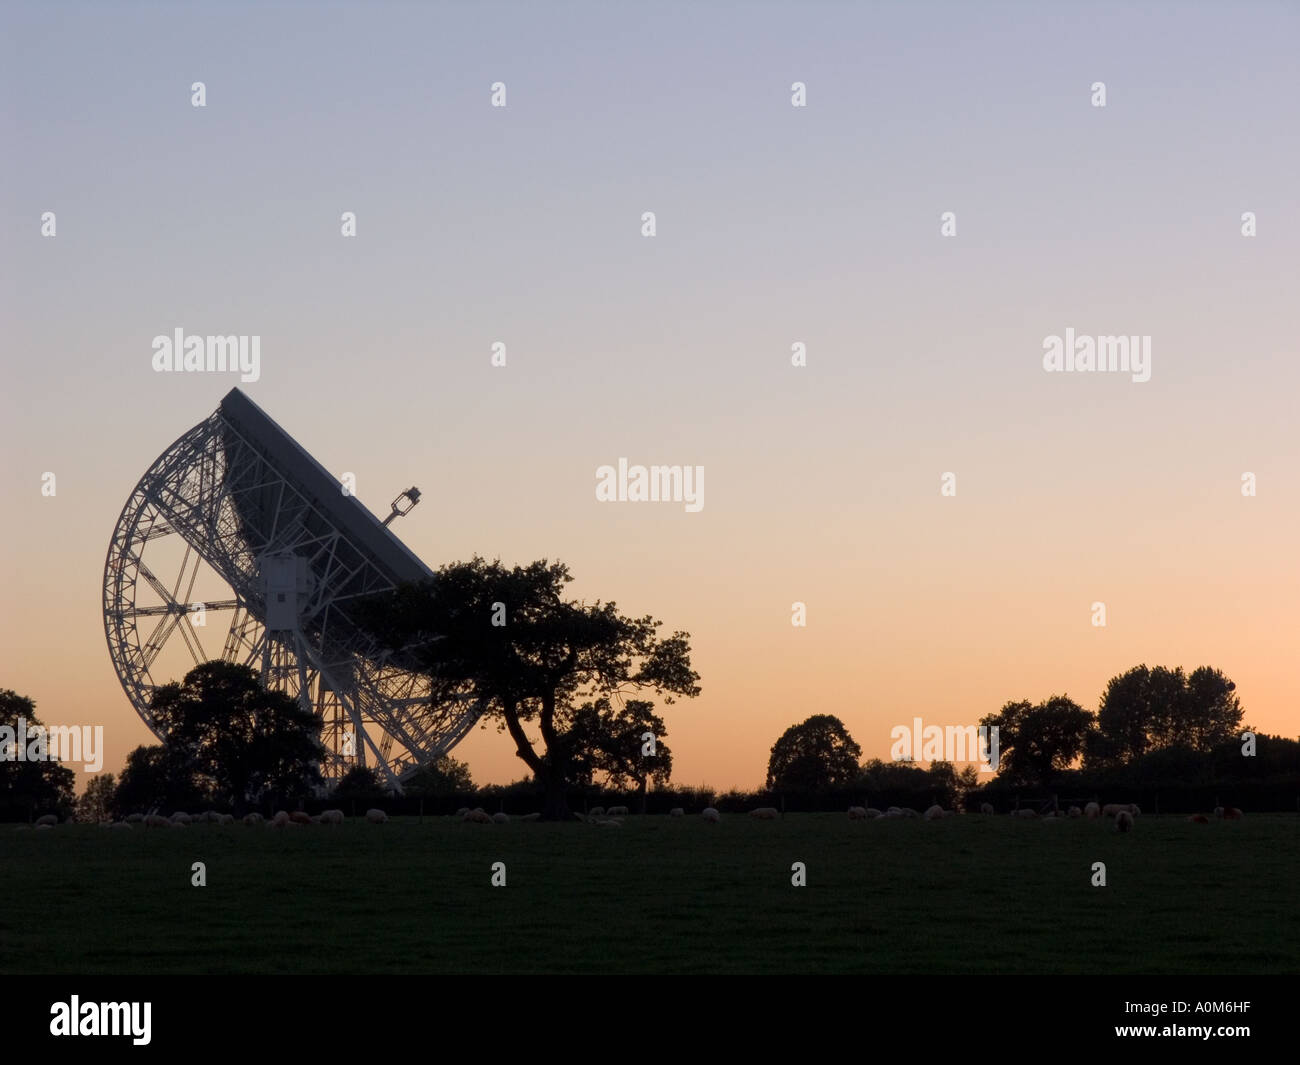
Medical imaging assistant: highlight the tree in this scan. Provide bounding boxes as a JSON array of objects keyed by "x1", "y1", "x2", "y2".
[
  {"x1": 0, "y1": 689, "x2": 77, "y2": 820},
  {"x1": 402, "y1": 755, "x2": 474, "y2": 796},
  {"x1": 766, "y1": 715, "x2": 862, "y2": 791},
  {"x1": 112, "y1": 744, "x2": 203, "y2": 815},
  {"x1": 565, "y1": 697, "x2": 672, "y2": 812},
  {"x1": 78, "y1": 773, "x2": 117, "y2": 823},
  {"x1": 147, "y1": 661, "x2": 324, "y2": 811},
  {"x1": 333, "y1": 766, "x2": 386, "y2": 805},
  {"x1": 1092, "y1": 664, "x2": 1243, "y2": 767},
  {"x1": 355, "y1": 557, "x2": 700, "y2": 820},
  {"x1": 979, "y1": 695, "x2": 1093, "y2": 786}
]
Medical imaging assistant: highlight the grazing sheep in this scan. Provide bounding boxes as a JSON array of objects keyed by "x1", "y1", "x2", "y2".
[
  {"x1": 243, "y1": 812, "x2": 264, "y2": 826},
  {"x1": 1102, "y1": 803, "x2": 1139, "y2": 818},
  {"x1": 144, "y1": 814, "x2": 170, "y2": 828},
  {"x1": 607, "y1": 806, "x2": 630, "y2": 817},
  {"x1": 319, "y1": 809, "x2": 344, "y2": 825},
  {"x1": 750, "y1": 807, "x2": 780, "y2": 820},
  {"x1": 847, "y1": 806, "x2": 868, "y2": 820},
  {"x1": 883, "y1": 808, "x2": 904, "y2": 818},
  {"x1": 900, "y1": 808, "x2": 920, "y2": 819},
  {"x1": 1013, "y1": 808, "x2": 1037, "y2": 819},
  {"x1": 170, "y1": 812, "x2": 192, "y2": 825},
  {"x1": 595, "y1": 819, "x2": 622, "y2": 827},
  {"x1": 491, "y1": 812, "x2": 510, "y2": 824},
  {"x1": 669, "y1": 808, "x2": 685, "y2": 817},
  {"x1": 290, "y1": 811, "x2": 313, "y2": 826},
  {"x1": 979, "y1": 802, "x2": 995, "y2": 816},
  {"x1": 1067, "y1": 806, "x2": 1082, "y2": 818},
  {"x1": 1188, "y1": 814, "x2": 1210, "y2": 824},
  {"x1": 923, "y1": 805, "x2": 945, "y2": 821},
  {"x1": 463, "y1": 809, "x2": 494, "y2": 824},
  {"x1": 365, "y1": 808, "x2": 389, "y2": 824},
  {"x1": 34, "y1": 814, "x2": 58, "y2": 827},
  {"x1": 271, "y1": 811, "x2": 291, "y2": 827},
  {"x1": 454, "y1": 807, "x2": 470, "y2": 818},
  {"x1": 521, "y1": 812, "x2": 541, "y2": 822},
  {"x1": 35, "y1": 823, "x2": 53, "y2": 831},
  {"x1": 1084, "y1": 801, "x2": 1101, "y2": 819},
  {"x1": 219, "y1": 813, "x2": 235, "y2": 825},
  {"x1": 1115, "y1": 810, "x2": 1134, "y2": 833},
  {"x1": 701, "y1": 807, "x2": 720, "y2": 823},
  {"x1": 167, "y1": 819, "x2": 186, "y2": 828},
  {"x1": 109, "y1": 821, "x2": 133, "y2": 830},
  {"x1": 125, "y1": 813, "x2": 144, "y2": 824},
  {"x1": 865, "y1": 807, "x2": 883, "y2": 818},
  {"x1": 588, "y1": 806, "x2": 606, "y2": 817},
  {"x1": 202, "y1": 810, "x2": 221, "y2": 824},
  {"x1": 1223, "y1": 807, "x2": 1244, "y2": 820},
  {"x1": 1213, "y1": 806, "x2": 1224, "y2": 818}
]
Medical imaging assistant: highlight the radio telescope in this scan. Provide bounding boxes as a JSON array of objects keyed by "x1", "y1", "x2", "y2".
[{"x1": 102, "y1": 388, "x2": 479, "y2": 790}]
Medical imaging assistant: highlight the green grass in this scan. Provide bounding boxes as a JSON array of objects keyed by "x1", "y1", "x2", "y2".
[{"x1": 2, "y1": 813, "x2": 1297, "y2": 974}]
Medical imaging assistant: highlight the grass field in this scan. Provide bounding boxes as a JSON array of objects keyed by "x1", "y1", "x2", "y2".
[{"x1": 2, "y1": 813, "x2": 1297, "y2": 974}]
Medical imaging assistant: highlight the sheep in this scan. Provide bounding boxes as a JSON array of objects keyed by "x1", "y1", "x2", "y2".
[
  {"x1": 243, "y1": 812, "x2": 264, "y2": 826},
  {"x1": 170, "y1": 812, "x2": 192, "y2": 825},
  {"x1": 454, "y1": 807, "x2": 470, "y2": 818},
  {"x1": 521, "y1": 812, "x2": 541, "y2": 822},
  {"x1": 491, "y1": 812, "x2": 510, "y2": 824},
  {"x1": 144, "y1": 814, "x2": 170, "y2": 828},
  {"x1": 750, "y1": 807, "x2": 780, "y2": 820},
  {"x1": 271, "y1": 811, "x2": 291, "y2": 827},
  {"x1": 923, "y1": 805, "x2": 945, "y2": 821},
  {"x1": 607, "y1": 805, "x2": 630, "y2": 817},
  {"x1": 168, "y1": 819, "x2": 186, "y2": 828},
  {"x1": 365, "y1": 808, "x2": 389, "y2": 824},
  {"x1": 883, "y1": 808, "x2": 905, "y2": 818},
  {"x1": 1013, "y1": 808, "x2": 1037, "y2": 819},
  {"x1": 588, "y1": 806, "x2": 606, "y2": 817},
  {"x1": 1084, "y1": 801, "x2": 1100, "y2": 819},
  {"x1": 865, "y1": 807, "x2": 883, "y2": 818},
  {"x1": 219, "y1": 813, "x2": 235, "y2": 825},
  {"x1": 203, "y1": 810, "x2": 222, "y2": 824},
  {"x1": 979, "y1": 802, "x2": 995, "y2": 815},
  {"x1": 1223, "y1": 807, "x2": 1244, "y2": 820},
  {"x1": 1188, "y1": 814, "x2": 1210, "y2": 824},
  {"x1": 34, "y1": 814, "x2": 58, "y2": 827},
  {"x1": 669, "y1": 808, "x2": 685, "y2": 817},
  {"x1": 319, "y1": 809, "x2": 344, "y2": 825},
  {"x1": 1213, "y1": 806, "x2": 1224, "y2": 818},
  {"x1": 290, "y1": 811, "x2": 313, "y2": 826},
  {"x1": 125, "y1": 813, "x2": 144, "y2": 824},
  {"x1": 701, "y1": 807, "x2": 720, "y2": 823},
  {"x1": 463, "y1": 809, "x2": 494, "y2": 824},
  {"x1": 1067, "y1": 806, "x2": 1082, "y2": 818},
  {"x1": 847, "y1": 806, "x2": 868, "y2": 820},
  {"x1": 1102, "y1": 803, "x2": 1139, "y2": 818},
  {"x1": 595, "y1": 819, "x2": 622, "y2": 827},
  {"x1": 1115, "y1": 810, "x2": 1134, "y2": 833},
  {"x1": 109, "y1": 821, "x2": 133, "y2": 830},
  {"x1": 36, "y1": 823, "x2": 53, "y2": 830}
]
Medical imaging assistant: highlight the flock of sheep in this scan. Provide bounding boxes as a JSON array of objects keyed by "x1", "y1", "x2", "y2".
[{"x1": 19, "y1": 802, "x2": 1245, "y2": 832}]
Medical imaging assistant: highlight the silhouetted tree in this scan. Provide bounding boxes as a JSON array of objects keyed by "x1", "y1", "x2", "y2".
[
  {"x1": 979, "y1": 695, "x2": 1093, "y2": 786},
  {"x1": 355, "y1": 557, "x2": 700, "y2": 820},
  {"x1": 565, "y1": 697, "x2": 672, "y2": 812},
  {"x1": 112, "y1": 744, "x2": 203, "y2": 815},
  {"x1": 77, "y1": 773, "x2": 117, "y2": 823},
  {"x1": 402, "y1": 755, "x2": 474, "y2": 796},
  {"x1": 766, "y1": 714, "x2": 862, "y2": 791},
  {"x1": 0, "y1": 689, "x2": 77, "y2": 819},
  {"x1": 148, "y1": 661, "x2": 324, "y2": 811}
]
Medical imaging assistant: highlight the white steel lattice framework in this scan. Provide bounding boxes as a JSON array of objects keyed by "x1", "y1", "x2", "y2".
[{"x1": 102, "y1": 388, "x2": 481, "y2": 790}]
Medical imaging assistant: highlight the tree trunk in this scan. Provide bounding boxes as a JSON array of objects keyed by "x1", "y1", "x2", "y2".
[
  {"x1": 541, "y1": 769, "x2": 571, "y2": 821},
  {"x1": 637, "y1": 776, "x2": 647, "y2": 814}
]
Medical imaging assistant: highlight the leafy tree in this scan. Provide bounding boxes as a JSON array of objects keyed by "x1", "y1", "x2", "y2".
[
  {"x1": 333, "y1": 765, "x2": 386, "y2": 804},
  {"x1": 148, "y1": 661, "x2": 324, "y2": 811},
  {"x1": 766, "y1": 714, "x2": 862, "y2": 791},
  {"x1": 1092, "y1": 664, "x2": 1243, "y2": 767},
  {"x1": 979, "y1": 695, "x2": 1093, "y2": 786},
  {"x1": 78, "y1": 773, "x2": 117, "y2": 823},
  {"x1": 402, "y1": 755, "x2": 474, "y2": 796},
  {"x1": 112, "y1": 744, "x2": 203, "y2": 815},
  {"x1": 0, "y1": 689, "x2": 77, "y2": 819},
  {"x1": 355, "y1": 557, "x2": 700, "y2": 820},
  {"x1": 565, "y1": 697, "x2": 672, "y2": 812}
]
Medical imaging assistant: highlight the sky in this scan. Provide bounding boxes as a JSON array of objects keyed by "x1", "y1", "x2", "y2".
[{"x1": 1, "y1": 1, "x2": 1297, "y2": 792}]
